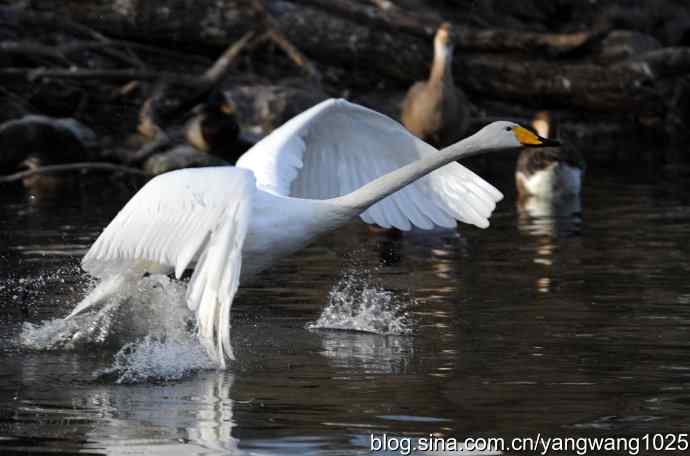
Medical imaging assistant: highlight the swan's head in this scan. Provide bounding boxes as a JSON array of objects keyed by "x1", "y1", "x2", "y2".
[{"x1": 474, "y1": 121, "x2": 561, "y2": 150}]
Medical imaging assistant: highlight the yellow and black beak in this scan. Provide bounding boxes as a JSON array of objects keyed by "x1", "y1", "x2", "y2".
[{"x1": 513, "y1": 126, "x2": 561, "y2": 147}]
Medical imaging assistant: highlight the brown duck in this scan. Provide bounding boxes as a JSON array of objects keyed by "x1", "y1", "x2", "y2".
[{"x1": 401, "y1": 22, "x2": 468, "y2": 148}]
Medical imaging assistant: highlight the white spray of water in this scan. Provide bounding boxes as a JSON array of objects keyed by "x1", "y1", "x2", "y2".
[
  {"x1": 98, "y1": 336, "x2": 214, "y2": 384},
  {"x1": 20, "y1": 274, "x2": 215, "y2": 383},
  {"x1": 307, "y1": 268, "x2": 414, "y2": 335}
]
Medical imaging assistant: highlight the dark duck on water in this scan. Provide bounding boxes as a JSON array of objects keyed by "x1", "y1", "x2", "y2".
[{"x1": 515, "y1": 111, "x2": 585, "y2": 200}]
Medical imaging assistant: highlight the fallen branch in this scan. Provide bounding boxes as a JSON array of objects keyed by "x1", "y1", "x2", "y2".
[
  {"x1": 61, "y1": 39, "x2": 212, "y2": 67},
  {"x1": 0, "y1": 162, "x2": 147, "y2": 184},
  {"x1": 0, "y1": 68, "x2": 204, "y2": 87},
  {"x1": 244, "y1": 0, "x2": 322, "y2": 80},
  {"x1": 298, "y1": 0, "x2": 606, "y2": 55},
  {"x1": 203, "y1": 31, "x2": 255, "y2": 83},
  {"x1": 8, "y1": 7, "x2": 110, "y2": 42},
  {"x1": 266, "y1": 29, "x2": 321, "y2": 80},
  {"x1": 0, "y1": 41, "x2": 71, "y2": 65},
  {"x1": 458, "y1": 54, "x2": 662, "y2": 112},
  {"x1": 296, "y1": 0, "x2": 438, "y2": 38},
  {"x1": 625, "y1": 47, "x2": 690, "y2": 78},
  {"x1": 369, "y1": 0, "x2": 397, "y2": 12},
  {"x1": 61, "y1": 41, "x2": 145, "y2": 69}
]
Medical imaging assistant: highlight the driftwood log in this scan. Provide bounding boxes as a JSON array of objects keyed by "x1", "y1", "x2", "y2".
[
  {"x1": 14, "y1": 1, "x2": 687, "y2": 115},
  {"x1": 0, "y1": 0, "x2": 687, "y2": 149}
]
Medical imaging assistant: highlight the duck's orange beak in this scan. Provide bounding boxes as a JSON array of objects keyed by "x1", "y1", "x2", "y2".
[{"x1": 221, "y1": 102, "x2": 235, "y2": 114}]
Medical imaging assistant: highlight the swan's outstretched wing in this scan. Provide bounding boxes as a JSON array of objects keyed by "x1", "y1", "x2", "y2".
[
  {"x1": 236, "y1": 98, "x2": 503, "y2": 229},
  {"x1": 81, "y1": 166, "x2": 255, "y2": 366}
]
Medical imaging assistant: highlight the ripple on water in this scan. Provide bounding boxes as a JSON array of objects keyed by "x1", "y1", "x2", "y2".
[{"x1": 306, "y1": 268, "x2": 414, "y2": 335}]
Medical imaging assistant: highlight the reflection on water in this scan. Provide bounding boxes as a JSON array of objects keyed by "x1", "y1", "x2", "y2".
[
  {"x1": 4, "y1": 357, "x2": 238, "y2": 455},
  {"x1": 2, "y1": 163, "x2": 690, "y2": 455},
  {"x1": 517, "y1": 193, "x2": 582, "y2": 237},
  {"x1": 319, "y1": 332, "x2": 414, "y2": 375},
  {"x1": 80, "y1": 372, "x2": 238, "y2": 455},
  {"x1": 517, "y1": 193, "x2": 583, "y2": 294}
]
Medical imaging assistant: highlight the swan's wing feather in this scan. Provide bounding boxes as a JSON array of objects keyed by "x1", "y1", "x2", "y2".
[
  {"x1": 81, "y1": 166, "x2": 255, "y2": 365},
  {"x1": 185, "y1": 188, "x2": 251, "y2": 365},
  {"x1": 237, "y1": 98, "x2": 503, "y2": 229}
]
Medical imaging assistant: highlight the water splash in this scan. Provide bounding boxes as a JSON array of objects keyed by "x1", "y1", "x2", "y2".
[
  {"x1": 307, "y1": 268, "x2": 414, "y2": 335},
  {"x1": 1, "y1": 263, "x2": 89, "y2": 316},
  {"x1": 97, "y1": 336, "x2": 214, "y2": 384},
  {"x1": 20, "y1": 274, "x2": 216, "y2": 382}
]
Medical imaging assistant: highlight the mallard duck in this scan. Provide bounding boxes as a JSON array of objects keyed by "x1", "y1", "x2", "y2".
[
  {"x1": 515, "y1": 111, "x2": 584, "y2": 199},
  {"x1": 185, "y1": 91, "x2": 248, "y2": 162},
  {"x1": 401, "y1": 22, "x2": 469, "y2": 148}
]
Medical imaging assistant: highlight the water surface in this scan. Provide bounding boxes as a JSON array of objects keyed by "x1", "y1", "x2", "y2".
[{"x1": 2, "y1": 159, "x2": 690, "y2": 455}]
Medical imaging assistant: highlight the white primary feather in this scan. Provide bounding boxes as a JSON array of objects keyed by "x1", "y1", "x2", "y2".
[
  {"x1": 237, "y1": 98, "x2": 503, "y2": 230},
  {"x1": 79, "y1": 167, "x2": 255, "y2": 366}
]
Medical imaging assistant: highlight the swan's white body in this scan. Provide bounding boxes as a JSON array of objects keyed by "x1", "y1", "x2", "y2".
[
  {"x1": 71, "y1": 99, "x2": 539, "y2": 367},
  {"x1": 241, "y1": 191, "x2": 351, "y2": 278}
]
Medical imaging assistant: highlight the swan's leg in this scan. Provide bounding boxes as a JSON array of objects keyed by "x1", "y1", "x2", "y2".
[{"x1": 66, "y1": 261, "x2": 170, "y2": 319}]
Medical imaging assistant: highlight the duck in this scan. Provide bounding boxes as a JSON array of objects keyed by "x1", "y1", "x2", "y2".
[
  {"x1": 133, "y1": 88, "x2": 249, "y2": 165},
  {"x1": 185, "y1": 91, "x2": 250, "y2": 162},
  {"x1": 515, "y1": 111, "x2": 585, "y2": 200},
  {"x1": 0, "y1": 115, "x2": 96, "y2": 194},
  {"x1": 401, "y1": 22, "x2": 469, "y2": 148},
  {"x1": 18, "y1": 156, "x2": 64, "y2": 195},
  {"x1": 65, "y1": 99, "x2": 556, "y2": 367}
]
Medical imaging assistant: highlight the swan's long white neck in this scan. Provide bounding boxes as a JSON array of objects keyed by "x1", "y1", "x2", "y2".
[{"x1": 333, "y1": 134, "x2": 485, "y2": 212}]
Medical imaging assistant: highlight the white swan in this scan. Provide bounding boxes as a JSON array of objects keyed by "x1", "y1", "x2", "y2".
[{"x1": 68, "y1": 99, "x2": 556, "y2": 367}]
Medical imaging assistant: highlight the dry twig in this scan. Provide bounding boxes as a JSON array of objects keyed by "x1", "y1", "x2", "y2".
[{"x1": 0, "y1": 162, "x2": 147, "y2": 184}]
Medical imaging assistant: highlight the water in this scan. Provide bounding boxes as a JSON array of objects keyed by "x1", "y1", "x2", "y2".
[{"x1": 2, "y1": 159, "x2": 690, "y2": 455}]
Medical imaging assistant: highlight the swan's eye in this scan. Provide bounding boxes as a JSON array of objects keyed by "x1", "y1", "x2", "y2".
[{"x1": 505, "y1": 127, "x2": 512, "y2": 131}]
